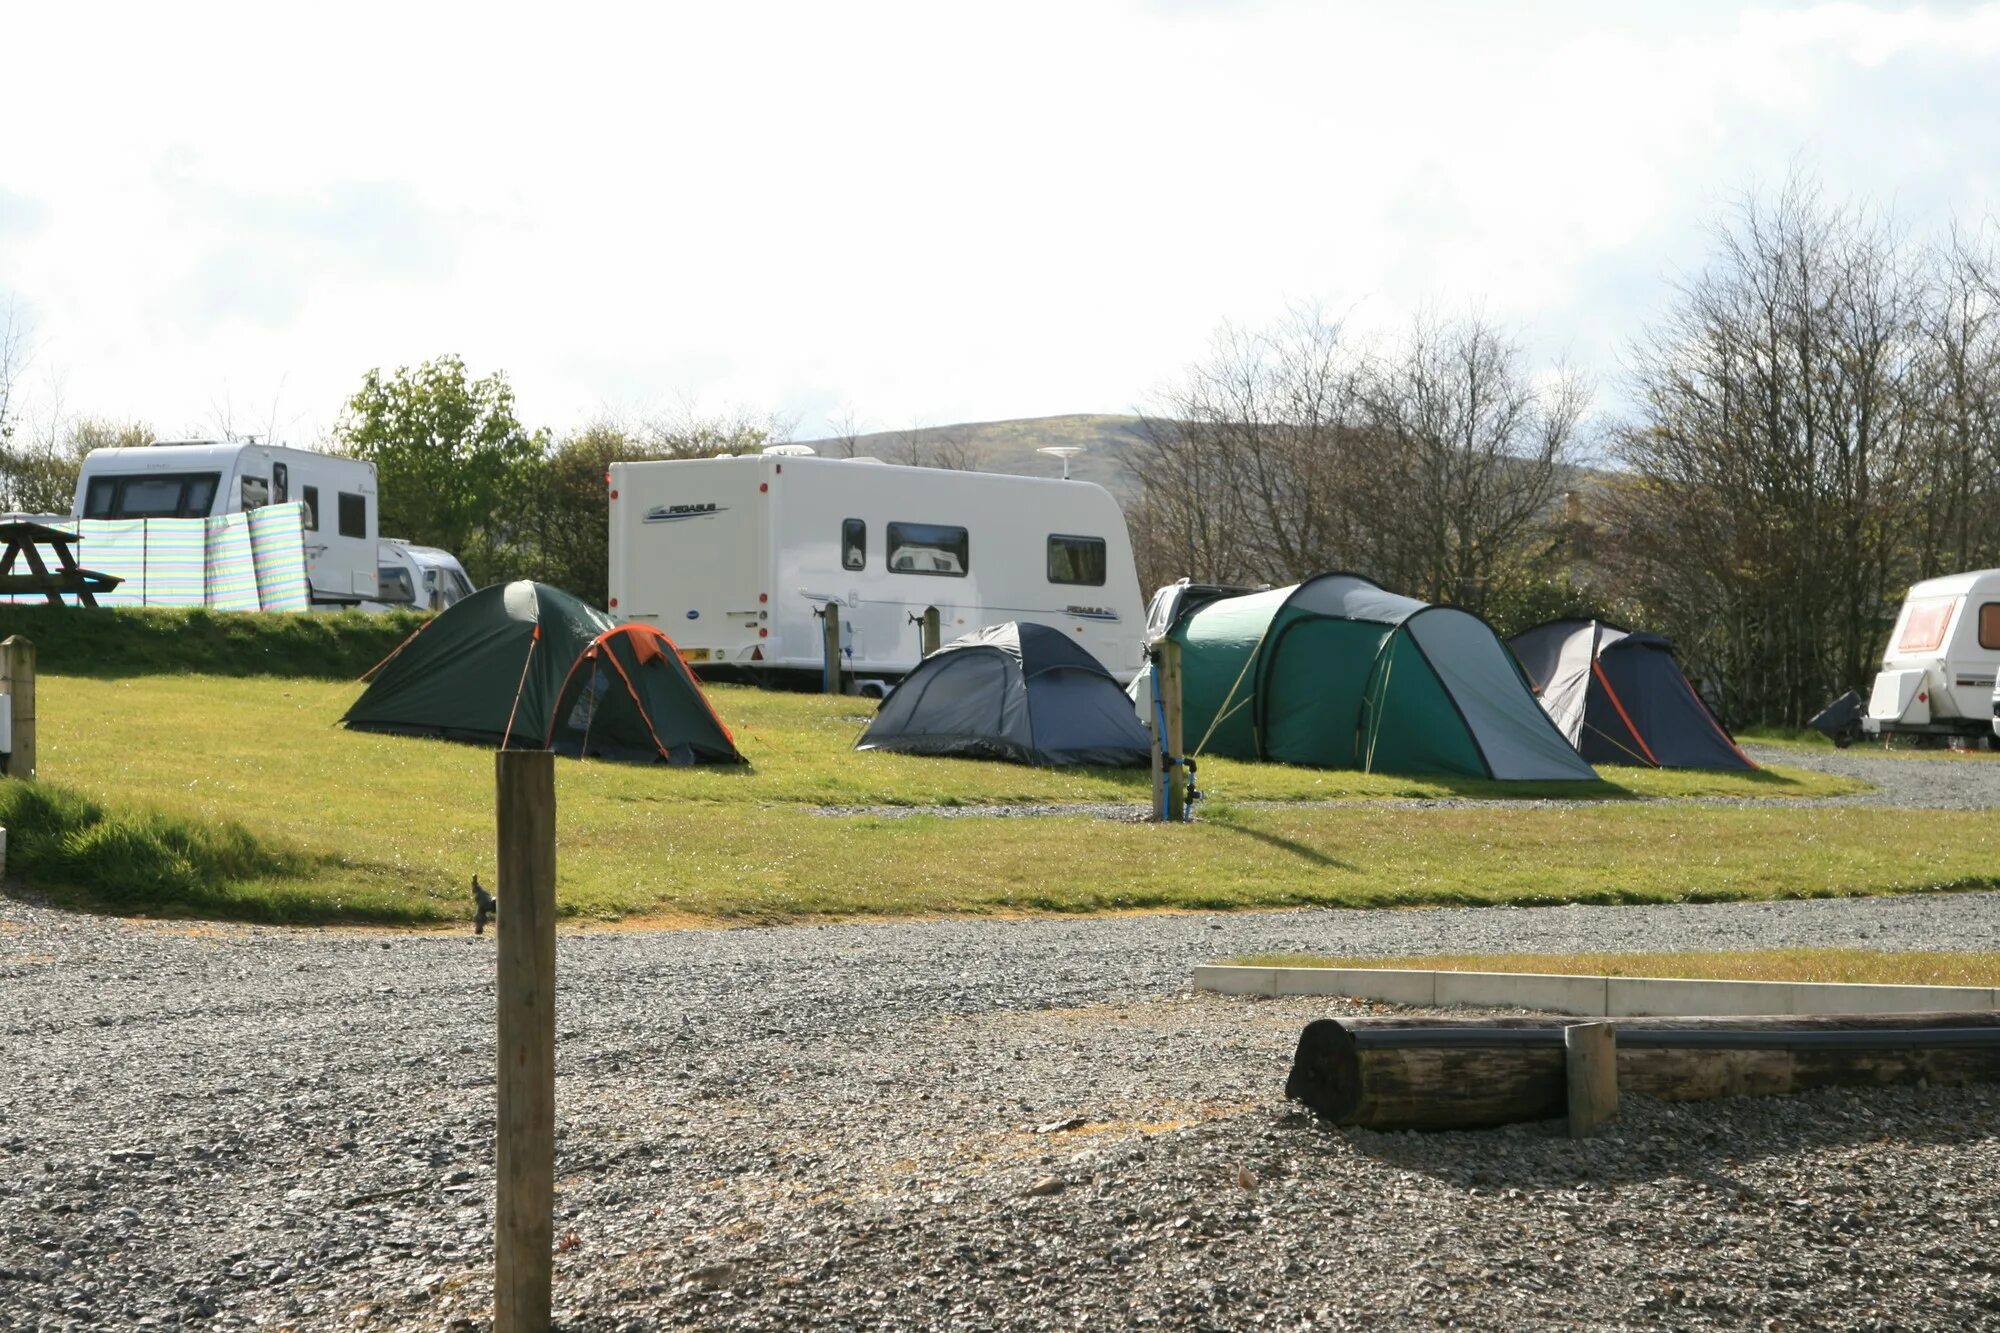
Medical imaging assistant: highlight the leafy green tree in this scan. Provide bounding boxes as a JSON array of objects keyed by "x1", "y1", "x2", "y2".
[
  {"x1": 335, "y1": 356, "x2": 544, "y2": 585},
  {"x1": 0, "y1": 417, "x2": 148, "y2": 515},
  {"x1": 515, "y1": 413, "x2": 779, "y2": 606}
]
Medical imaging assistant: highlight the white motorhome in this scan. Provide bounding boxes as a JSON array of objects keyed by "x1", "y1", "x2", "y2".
[
  {"x1": 607, "y1": 449, "x2": 1145, "y2": 682},
  {"x1": 1863, "y1": 569, "x2": 2000, "y2": 742},
  {"x1": 74, "y1": 441, "x2": 381, "y2": 606},
  {"x1": 370, "y1": 539, "x2": 476, "y2": 612}
]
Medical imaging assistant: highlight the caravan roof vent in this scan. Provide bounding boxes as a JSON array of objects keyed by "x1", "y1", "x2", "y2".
[{"x1": 762, "y1": 444, "x2": 817, "y2": 457}]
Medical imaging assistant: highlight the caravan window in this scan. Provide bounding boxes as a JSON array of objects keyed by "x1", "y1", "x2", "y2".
[
  {"x1": 1047, "y1": 534, "x2": 1107, "y2": 586},
  {"x1": 272, "y1": 462, "x2": 289, "y2": 504},
  {"x1": 82, "y1": 478, "x2": 115, "y2": 519},
  {"x1": 886, "y1": 522, "x2": 968, "y2": 577},
  {"x1": 301, "y1": 486, "x2": 319, "y2": 531},
  {"x1": 81, "y1": 472, "x2": 221, "y2": 519},
  {"x1": 337, "y1": 492, "x2": 367, "y2": 539},
  {"x1": 842, "y1": 518, "x2": 866, "y2": 570},
  {"x1": 1896, "y1": 596, "x2": 1958, "y2": 654},
  {"x1": 241, "y1": 475, "x2": 270, "y2": 510},
  {"x1": 377, "y1": 566, "x2": 416, "y2": 604},
  {"x1": 1981, "y1": 604, "x2": 2000, "y2": 650}
]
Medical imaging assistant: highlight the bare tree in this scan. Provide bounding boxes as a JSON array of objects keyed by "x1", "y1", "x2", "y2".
[
  {"x1": 0, "y1": 302, "x2": 31, "y2": 451},
  {"x1": 1609, "y1": 177, "x2": 1925, "y2": 725},
  {"x1": 1907, "y1": 224, "x2": 2000, "y2": 579},
  {"x1": 1354, "y1": 312, "x2": 1589, "y2": 612},
  {"x1": 640, "y1": 402, "x2": 790, "y2": 458},
  {"x1": 824, "y1": 408, "x2": 865, "y2": 459},
  {"x1": 883, "y1": 424, "x2": 975, "y2": 470},
  {"x1": 1125, "y1": 306, "x2": 1360, "y2": 592}
]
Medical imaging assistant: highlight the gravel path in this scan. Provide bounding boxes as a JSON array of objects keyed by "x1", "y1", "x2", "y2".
[
  {"x1": 6, "y1": 891, "x2": 2000, "y2": 1330},
  {"x1": 1740, "y1": 741, "x2": 2000, "y2": 808}
]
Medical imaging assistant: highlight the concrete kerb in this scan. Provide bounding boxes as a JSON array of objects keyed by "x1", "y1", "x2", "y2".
[{"x1": 1190, "y1": 964, "x2": 2000, "y2": 1017}]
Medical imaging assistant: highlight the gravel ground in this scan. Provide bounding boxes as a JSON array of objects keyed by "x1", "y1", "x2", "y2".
[
  {"x1": 6, "y1": 891, "x2": 2000, "y2": 1331},
  {"x1": 1739, "y1": 741, "x2": 2000, "y2": 808}
]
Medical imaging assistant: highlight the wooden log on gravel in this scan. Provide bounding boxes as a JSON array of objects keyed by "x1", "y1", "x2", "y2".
[{"x1": 1284, "y1": 1012, "x2": 2000, "y2": 1132}]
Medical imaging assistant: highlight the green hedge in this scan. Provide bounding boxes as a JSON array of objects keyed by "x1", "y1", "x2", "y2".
[{"x1": 0, "y1": 605, "x2": 429, "y2": 678}]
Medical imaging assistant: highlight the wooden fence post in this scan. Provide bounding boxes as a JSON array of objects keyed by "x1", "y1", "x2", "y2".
[
  {"x1": 1564, "y1": 1021, "x2": 1618, "y2": 1138},
  {"x1": 1, "y1": 636, "x2": 36, "y2": 781},
  {"x1": 1161, "y1": 639, "x2": 1185, "y2": 822},
  {"x1": 495, "y1": 750, "x2": 556, "y2": 1333},
  {"x1": 921, "y1": 606, "x2": 941, "y2": 657},
  {"x1": 821, "y1": 604, "x2": 842, "y2": 694}
]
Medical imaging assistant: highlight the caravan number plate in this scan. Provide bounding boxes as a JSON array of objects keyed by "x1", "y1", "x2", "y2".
[{"x1": 678, "y1": 648, "x2": 711, "y2": 663}]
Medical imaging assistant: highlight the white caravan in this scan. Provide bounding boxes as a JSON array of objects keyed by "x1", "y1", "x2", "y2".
[
  {"x1": 370, "y1": 539, "x2": 476, "y2": 612},
  {"x1": 607, "y1": 450, "x2": 1145, "y2": 683},
  {"x1": 74, "y1": 441, "x2": 381, "y2": 606},
  {"x1": 1863, "y1": 569, "x2": 2000, "y2": 742}
]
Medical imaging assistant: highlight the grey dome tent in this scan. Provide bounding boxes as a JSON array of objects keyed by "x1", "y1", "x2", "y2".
[
  {"x1": 856, "y1": 622, "x2": 1151, "y2": 767},
  {"x1": 1509, "y1": 618, "x2": 1754, "y2": 770}
]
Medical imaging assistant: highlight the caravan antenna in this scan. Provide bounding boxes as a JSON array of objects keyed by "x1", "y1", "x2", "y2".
[{"x1": 1037, "y1": 445, "x2": 1084, "y2": 480}]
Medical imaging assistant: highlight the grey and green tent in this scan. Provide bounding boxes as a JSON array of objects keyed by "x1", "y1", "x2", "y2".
[
  {"x1": 1163, "y1": 573, "x2": 1597, "y2": 781},
  {"x1": 343, "y1": 580, "x2": 616, "y2": 748}
]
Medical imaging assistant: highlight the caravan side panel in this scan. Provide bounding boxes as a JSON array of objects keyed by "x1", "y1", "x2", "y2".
[{"x1": 609, "y1": 456, "x2": 1145, "y2": 680}]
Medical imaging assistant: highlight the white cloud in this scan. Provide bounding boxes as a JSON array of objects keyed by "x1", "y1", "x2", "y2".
[{"x1": 3, "y1": 1, "x2": 1998, "y2": 444}]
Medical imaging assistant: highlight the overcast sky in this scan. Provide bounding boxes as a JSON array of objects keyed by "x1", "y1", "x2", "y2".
[{"x1": 4, "y1": 1, "x2": 1998, "y2": 445}]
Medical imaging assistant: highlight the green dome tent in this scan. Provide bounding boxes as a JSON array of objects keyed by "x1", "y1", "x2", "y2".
[
  {"x1": 1166, "y1": 573, "x2": 1597, "y2": 781},
  {"x1": 344, "y1": 580, "x2": 616, "y2": 747},
  {"x1": 545, "y1": 624, "x2": 744, "y2": 765}
]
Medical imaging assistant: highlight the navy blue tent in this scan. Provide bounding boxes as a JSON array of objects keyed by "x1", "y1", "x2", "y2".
[
  {"x1": 1510, "y1": 619, "x2": 1753, "y2": 770},
  {"x1": 856, "y1": 622, "x2": 1150, "y2": 767}
]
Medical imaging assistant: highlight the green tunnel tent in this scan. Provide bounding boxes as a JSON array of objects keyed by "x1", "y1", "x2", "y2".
[
  {"x1": 343, "y1": 580, "x2": 616, "y2": 747},
  {"x1": 545, "y1": 624, "x2": 744, "y2": 765},
  {"x1": 1169, "y1": 573, "x2": 1598, "y2": 781}
]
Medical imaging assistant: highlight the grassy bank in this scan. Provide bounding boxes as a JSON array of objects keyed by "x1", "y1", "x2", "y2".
[
  {"x1": 0, "y1": 606, "x2": 427, "y2": 678},
  {"x1": 0, "y1": 779, "x2": 432, "y2": 924},
  {"x1": 2, "y1": 672, "x2": 1927, "y2": 926},
  {"x1": 1227, "y1": 948, "x2": 2000, "y2": 988}
]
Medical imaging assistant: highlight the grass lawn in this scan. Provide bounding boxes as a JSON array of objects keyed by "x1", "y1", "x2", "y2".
[
  {"x1": 19, "y1": 673, "x2": 1951, "y2": 928},
  {"x1": 1226, "y1": 948, "x2": 2000, "y2": 988}
]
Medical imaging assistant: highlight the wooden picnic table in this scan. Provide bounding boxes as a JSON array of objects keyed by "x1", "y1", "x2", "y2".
[{"x1": 0, "y1": 520, "x2": 122, "y2": 607}]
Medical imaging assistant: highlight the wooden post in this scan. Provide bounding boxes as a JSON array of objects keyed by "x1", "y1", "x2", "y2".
[
  {"x1": 1161, "y1": 639, "x2": 1185, "y2": 822},
  {"x1": 1148, "y1": 701, "x2": 1165, "y2": 822},
  {"x1": 821, "y1": 603, "x2": 842, "y2": 694},
  {"x1": 1, "y1": 636, "x2": 36, "y2": 781},
  {"x1": 1564, "y1": 1021, "x2": 1618, "y2": 1138},
  {"x1": 494, "y1": 750, "x2": 556, "y2": 1333},
  {"x1": 921, "y1": 606, "x2": 941, "y2": 658}
]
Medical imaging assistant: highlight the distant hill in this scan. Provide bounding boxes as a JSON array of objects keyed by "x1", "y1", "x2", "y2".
[{"x1": 792, "y1": 414, "x2": 1152, "y2": 499}]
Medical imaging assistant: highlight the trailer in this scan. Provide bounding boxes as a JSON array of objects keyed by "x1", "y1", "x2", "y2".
[
  {"x1": 607, "y1": 450, "x2": 1145, "y2": 684},
  {"x1": 1863, "y1": 568, "x2": 2000, "y2": 743},
  {"x1": 75, "y1": 441, "x2": 381, "y2": 606},
  {"x1": 370, "y1": 539, "x2": 476, "y2": 612}
]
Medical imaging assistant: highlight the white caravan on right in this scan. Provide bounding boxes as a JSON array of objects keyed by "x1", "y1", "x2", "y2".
[{"x1": 1864, "y1": 569, "x2": 2000, "y2": 743}]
